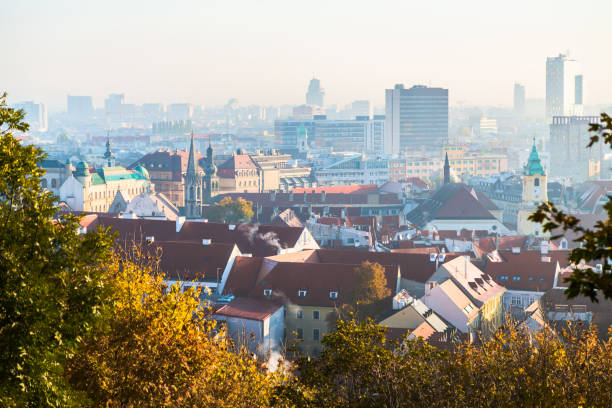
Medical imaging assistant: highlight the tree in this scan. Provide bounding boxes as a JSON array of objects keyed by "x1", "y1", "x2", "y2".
[
  {"x1": 529, "y1": 113, "x2": 612, "y2": 301},
  {"x1": 207, "y1": 197, "x2": 254, "y2": 223},
  {"x1": 67, "y1": 246, "x2": 280, "y2": 407},
  {"x1": 280, "y1": 318, "x2": 612, "y2": 408},
  {"x1": 0, "y1": 92, "x2": 115, "y2": 407}
]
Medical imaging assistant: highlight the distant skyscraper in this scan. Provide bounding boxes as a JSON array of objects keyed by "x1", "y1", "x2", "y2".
[
  {"x1": 306, "y1": 78, "x2": 325, "y2": 107},
  {"x1": 167, "y1": 103, "x2": 194, "y2": 121},
  {"x1": 14, "y1": 101, "x2": 47, "y2": 131},
  {"x1": 549, "y1": 116, "x2": 602, "y2": 181},
  {"x1": 67, "y1": 95, "x2": 94, "y2": 121},
  {"x1": 104, "y1": 93, "x2": 125, "y2": 128},
  {"x1": 384, "y1": 84, "x2": 448, "y2": 155},
  {"x1": 513, "y1": 83, "x2": 525, "y2": 115},
  {"x1": 546, "y1": 53, "x2": 583, "y2": 121}
]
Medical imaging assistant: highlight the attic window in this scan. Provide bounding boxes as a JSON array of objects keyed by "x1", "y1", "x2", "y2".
[
  {"x1": 513, "y1": 276, "x2": 521, "y2": 281},
  {"x1": 463, "y1": 304, "x2": 474, "y2": 314},
  {"x1": 298, "y1": 290, "x2": 307, "y2": 297},
  {"x1": 263, "y1": 289, "x2": 272, "y2": 296},
  {"x1": 499, "y1": 276, "x2": 508, "y2": 280},
  {"x1": 329, "y1": 291, "x2": 338, "y2": 299},
  {"x1": 529, "y1": 277, "x2": 535, "y2": 281}
]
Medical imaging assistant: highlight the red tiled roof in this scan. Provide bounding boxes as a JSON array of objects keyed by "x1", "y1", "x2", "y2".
[
  {"x1": 408, "y1": 321, "x2": 436, "y2": 340},
  {"x1": 215, "y1": 191, "x2": 403, "y2": 207},
  {"x1": 215, "y1": 297, "x2": 282, "y2": 321},
  {"x1": 218, "y1": 154, "x2": 258, "y2": 171},
  {"x1": 95, "y1": 215, "x2": 306, "y2": 256},
  {"x1": 317, "y1": 217, "x2": 343, "y2": 226},
  {"x1": 292, "y1": 185, "x2": 378, "y2": 194},
  {"x1": 147, "y1": 241, "x2": 235, "y2": 281},
  {"x1": 223, "y1": 256, "x2": 264, "y2": 296},
  {"x1": 407, "y1": 183, "x2": 495, "y2": 227},
  {"x1": 249, "y1": 261, "x2": 399, "y2": 307},
  {"x1": 476, "y1": 236, "x2": 529, "y2": 253},
  {"x1": 485, "y1": 250, "x2": 570, "y2": 292},
  {"x1": 316, "y1": 248, "x2": 463, "y2": 283}
]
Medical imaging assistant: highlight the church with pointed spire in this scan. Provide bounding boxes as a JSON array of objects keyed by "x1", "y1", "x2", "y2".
[
  {"x1": 517, "y1": 139, "x2": 548, "y2": 236},
  {"x1": 184, "y1": 133, "x2": 204, "y2": 219}
]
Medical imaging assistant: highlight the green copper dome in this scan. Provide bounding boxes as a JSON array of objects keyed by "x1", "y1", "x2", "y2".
[
  {"x1": 524, "y1": 141, "x2": 545, "y2": 176},
  {"x1": 133, "y1": 164, "x2": 150, "y2": 179}
]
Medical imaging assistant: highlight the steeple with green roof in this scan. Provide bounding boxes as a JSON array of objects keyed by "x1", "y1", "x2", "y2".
[{"x1": 524, "y1": 138, "x2": 545, "y2": 176}]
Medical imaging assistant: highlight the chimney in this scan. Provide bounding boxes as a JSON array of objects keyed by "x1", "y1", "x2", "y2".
[
  {"x1": 176, "y1": 216, "x2": 186, "y2": 233},
  {"x1": 425, "y1": 281, "x2": 437, "y2": 297},
  {"x1": 321, "y1": 190, "x2": 326, "y2": 203}
]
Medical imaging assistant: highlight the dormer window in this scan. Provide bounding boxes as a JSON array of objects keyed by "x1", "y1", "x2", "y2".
[
  {"x1": 263, "y1": 289, "x2": 272, "y2": 296},
  {"x1": 329, "y1": 291, "x2": 338, "y2": 299},
  {"x1": 298, "y1": 290, "x2": 307, "y2": 297}
]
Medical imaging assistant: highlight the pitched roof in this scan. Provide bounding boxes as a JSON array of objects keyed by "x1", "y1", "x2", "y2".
[
  {"x1": 93, "y1": 215, "x2": 307, "y2": 256},
  {"x1": 147, "y1": 241, "x2": 236, "y2": 281},
  {"x1": 249, "y1": 261, "x2": 399, "y2": 307},
  {"x1": 314, "y1": 248, "x2": 463, "y2": 283},
  {"x1": 292, "y1": 185, "x2": 378, "y2": 194},
  {"x1": 218, "y1": 154, "x2": 258, "y2": 171},
  {"x1": 485, "y1": 250, "x2": 570, "y2": 292},
  {"x1": 223, "y1": 256, "x2": 264, "y2": 297},
  {"x1": 407, "y1": 321, "x2": 436, "y2": 340},
  {"x1": 436, "y1": 256, "x2": 506, "y2": 307},
  {"x1": 215, "y1": 297, "x2": 282, "y2": 321},
  {"x1": 435, "y1": 279, "x2": 480, "y2": 321},
  {"x1": 129, "y1": 149, "x2": 204, "y2": 180},
  {"x1": 406, "y1": 183, "x2": 495, "y2": 227},
  {"x1": 476, "y1": 236, "x2": 529, "y2": 253}
]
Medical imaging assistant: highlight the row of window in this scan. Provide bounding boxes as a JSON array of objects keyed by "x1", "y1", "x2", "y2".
[
  {"x1": 295, "y1": 310, "x2": 320, "y2": 320},
  {"x1": 497, "y1": 276, "x2": 545, "y2": 282},
  {"x1": 41, "y1": 178, "x2": 58, "y2": 188},
  {"x1": 264, "y1": 289, "x2": 338, "y2": 299},
  {"x1": 294, "y1": 328, "x2": 320, "y2": 341}
]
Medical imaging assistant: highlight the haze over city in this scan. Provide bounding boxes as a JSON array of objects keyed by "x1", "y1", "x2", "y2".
[{"x1": 3, "y1": 0, "x2": 612, "y2": 109}]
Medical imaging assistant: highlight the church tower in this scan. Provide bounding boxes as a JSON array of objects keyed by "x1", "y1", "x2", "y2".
[
  {"x1": 517, "y1": 139, "x2": 548, "y2": 235},
  {"x1": 184, "y1": 133, "x2": 204, "y2": 219},
  {"x1": 443, "y1": 152, "x2": 451, "y2": 184},
  {"x1": 203, "y1": 138, "x2": 218, "y2": 204},
  {"x1": 103, "y1": 135, "x2": 115, "y2": 167}
]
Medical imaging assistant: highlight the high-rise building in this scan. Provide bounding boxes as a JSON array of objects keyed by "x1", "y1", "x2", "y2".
[
  {"x1": 104, "y1": 93, "x2": 125, "y2": 128},
  {"x1": 67, "y1": 95, "x2": 94, "y2": 121},
  {"x1": 275, "y1": 119, "x2": 315, "y2": 153},
  {"x1": 306, "y1": 78, "x2": 325, "y2": 107},
  {"x1": 385, "y1": 84, "x2": 448, "y2": 155},
  {"x1": 14, "y1": 101, "x2": 47, "y2": 131},
  {"x1": 546, "y1": 54, "x2": 583, "y2": 122},
  {"x1": 513, "y1": 83, "x2": 525, "y2": 115},
  {"x1": 549, "y1": 116, "x2": 602, "y2": 181},
  {"x1": 167, "y1": 103, "x2": 194, "y2": 121},
  {"x1": 313, "y1": 115, "x2": 385, "y2": 154}
]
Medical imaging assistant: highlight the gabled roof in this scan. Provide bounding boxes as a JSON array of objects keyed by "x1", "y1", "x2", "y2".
[
  {"x1": 436, "y1": 256, "x2": 506, "y2": 307},
  {"x1": 218, "y1": 154, "x2": 258, "y2": 171},
  {"x1": 476, "y1": 235, "x2": 529, "y2": 253},
  {"x1": 485, "y1": 250, "x2": 570, "y2": 292},
  {"x1": 223, "y1": 256, "x2": 264, "y2": 297},
  {"x1": 92, "y1": 215, "x2": 307, "y2": 256},
  {"x1": 292, "y1": 185, "x2": 378, "y2": 194},
  {"x1": 129, "y1": 149, "x2": 204, "y2": 180},
  {"x1": 249, "y1": 261, "x2": 399, "y2": 307},
  {"x1": 215, "y1": 297, "x2": 282, "y2": 321},
  {"x1": 406, "y1": 183, "x2": 495, "y2": 227},
  {"x1": 147, "y1": 241, "x2": 236, "y2": 281},
  {"x1": 435, "y1": 279, "x2": 480, "y2": 320}
]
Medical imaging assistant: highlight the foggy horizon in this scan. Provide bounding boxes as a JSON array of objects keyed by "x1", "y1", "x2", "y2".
[{"x1": 3, "y1": 0, "x2": 612, "y2": 110}]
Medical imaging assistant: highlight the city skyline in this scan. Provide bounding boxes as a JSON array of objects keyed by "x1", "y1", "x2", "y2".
[{"x1": 2, "y1": 0, "x2": 612, "y2": 110}]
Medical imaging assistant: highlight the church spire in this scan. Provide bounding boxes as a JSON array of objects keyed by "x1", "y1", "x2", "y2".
[
  {"x1": 524, "y1": 138, "x2": 545, "y2": 176},
  {"x1": 443, "y1": 152, "x2": 451, "y2": 184},
  {"x1": 103, "y1": 132, "x2": 115, "y2": 167},
  {"x1": 186, "y1": 131, "x2": 197, "y2": 175}
]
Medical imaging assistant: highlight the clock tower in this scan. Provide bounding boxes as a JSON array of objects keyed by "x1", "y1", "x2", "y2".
[{"x1": 517, "y1": 139, "x2": 548, "y2": 235}]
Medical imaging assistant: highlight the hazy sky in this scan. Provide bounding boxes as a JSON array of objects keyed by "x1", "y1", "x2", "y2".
[{"x1": 2, "y1": 0, "x2": 611, "y2": 110}]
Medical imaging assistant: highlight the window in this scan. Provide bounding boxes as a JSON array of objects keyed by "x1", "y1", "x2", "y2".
[
  {"x1": 313, "y1": 328, "x2": 320, "y2": 341},
  {"x1": 298, "y1": 290, "x2": 307, "y2": 297},
  {"x1": 41, "y1": 179, "x2": 48, "y2": 188},
  {"x1": 534, "y1": 178, "x2": 540, "y2": 187},
  {"x1": 513, "y1": 276, "x2": 521, "y2": 281},
  {"x1": 312, "y1": 310, "x2": 320, "y2": 320},
  {"x1": 263, "y1": 289, "x2": 272, "y2": 296},
  {"x1": 330, "y1": 291, "x2": 338, "y2": 299},
  {"x1": 296, "y1": 310, "x2": 303, "y2": 319},
  {"x1": 51, "y1": 179, "x2": 57, "y2": 188},
  {"x1": 296, "y1": 328, "x2": 303, "y2": 340}
]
